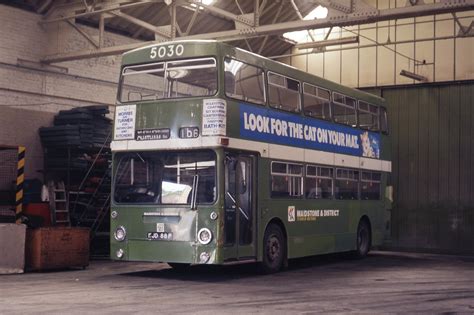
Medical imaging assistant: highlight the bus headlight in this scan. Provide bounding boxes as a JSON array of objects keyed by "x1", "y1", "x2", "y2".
[
  {"x1": 114, "y1": 226, "x2": 127, "y2": 242},
  {"x1": 197, "y1": 228, "x2": 212, "y2": 245}
]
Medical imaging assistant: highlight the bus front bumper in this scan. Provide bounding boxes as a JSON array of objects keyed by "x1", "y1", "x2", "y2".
[{"x1": 111, "y1": 240, "x2": 218, "y2": 265}]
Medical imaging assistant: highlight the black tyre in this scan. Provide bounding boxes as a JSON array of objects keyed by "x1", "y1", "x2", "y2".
[
  {"x1": 354, "y1": 219, "x2": 371, "y2": 258},
  {"x1": 168, "y1": 263, "x2": 191, "y2": 271},
  {"x1": 260, "y1": 224, "x2": 286, "y2": 274}
]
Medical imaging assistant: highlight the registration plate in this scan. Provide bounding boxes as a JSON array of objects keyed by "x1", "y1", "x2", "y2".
[{"x1": 147, "y1": 232, "x2": 173, "y2": 240}]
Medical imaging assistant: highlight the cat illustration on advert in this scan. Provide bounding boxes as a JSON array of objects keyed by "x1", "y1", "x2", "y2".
[{"x1": 360, "y1": 131, "x2": 380, "y2": 158}]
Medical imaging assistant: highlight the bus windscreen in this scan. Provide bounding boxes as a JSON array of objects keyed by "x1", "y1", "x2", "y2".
[
  {"x1": 118, "y1": 58, "x2": 217, "y2": 102},
  {"x1": 113, "y1": 150, "x2": 216, "y2": 205}
]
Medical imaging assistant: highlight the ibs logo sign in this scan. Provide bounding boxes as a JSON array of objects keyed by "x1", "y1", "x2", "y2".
[{"x1": 288, "y1": 206, "x2": 296, "y2": 222}]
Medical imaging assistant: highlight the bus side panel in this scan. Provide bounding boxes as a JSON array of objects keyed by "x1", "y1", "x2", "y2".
[{"x1": 257, "y1": 158, "x2": 360, "y2": 260}]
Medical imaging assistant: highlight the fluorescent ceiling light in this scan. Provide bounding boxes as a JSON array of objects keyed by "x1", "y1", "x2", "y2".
[
  {"x1": 399, "y1": 70, "x2": 428, "y2": 82},
  {"x1": 283, "y1": 5, "x2": 329, "y2": 43},
  {"x1": 296, "y1": 36, "x2": 359, "y2": 49}
]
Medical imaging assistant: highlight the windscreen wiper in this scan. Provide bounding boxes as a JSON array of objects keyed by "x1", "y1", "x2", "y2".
[{"x1": 190, "y1": 174, "x2": 199, "y2": 210}]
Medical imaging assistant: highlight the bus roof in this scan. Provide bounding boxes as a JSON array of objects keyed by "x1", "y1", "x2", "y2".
[{"x1": 122, "y1": 40, "x2": 385, "y2": 105}]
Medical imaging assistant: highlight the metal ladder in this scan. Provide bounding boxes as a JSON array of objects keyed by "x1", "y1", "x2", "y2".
[{"x1": 48, "y1": 181, "x2": 70, "y2": 226}]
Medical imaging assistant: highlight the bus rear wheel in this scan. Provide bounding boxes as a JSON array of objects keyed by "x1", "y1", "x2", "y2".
[
  {"x1": 260, "y1": 224, "x2": 286, "y2": 274},
  {"x1": 354, "y1": 219, "x2": 371, "y2": 258}
]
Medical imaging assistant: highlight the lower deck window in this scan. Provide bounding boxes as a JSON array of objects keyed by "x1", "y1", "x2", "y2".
[
  {"x1": 305, "y1": 165, "x2": 333, "y2": 199},
  {"x1": 271, "y1": 162, "x2": 303, "y2": 198},
  {"x1": 361, "y1": 171, "x2": 381, "y2": 200},
  {"x1": 335, "y1": 168, "x2": 359, "y2": 200},
  {"x1": 271, "y1": 163, "x2": 383, "y2": 201}
]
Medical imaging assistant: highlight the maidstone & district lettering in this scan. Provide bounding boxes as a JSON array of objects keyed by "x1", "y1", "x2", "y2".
[
  {"x1": 296, "y1": 209, "x2": 340, "y2": 221},
  {"x1": 243, "y1": 112, "x2": 359, "y2": 149}
]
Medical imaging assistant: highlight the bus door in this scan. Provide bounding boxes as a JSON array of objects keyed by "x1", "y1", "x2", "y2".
[{"x1": 223, "y1": 153, "x2": 256, "y2": 260}]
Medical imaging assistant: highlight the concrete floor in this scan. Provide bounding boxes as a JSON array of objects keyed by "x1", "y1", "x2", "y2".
[{"x1": 1, "y1": 251, "x2": 474, "y2": 314}]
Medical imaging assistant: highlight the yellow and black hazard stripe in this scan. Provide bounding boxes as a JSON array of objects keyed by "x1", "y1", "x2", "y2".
[{"x1": 15, "y1": 146, "x2": 25, "y2": 224}]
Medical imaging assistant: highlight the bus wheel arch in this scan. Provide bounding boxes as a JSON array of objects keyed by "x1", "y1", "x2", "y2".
[
  {"x1": 260, "y1": 218, "x2": 288, "y2": 273},
  {"x1": 354, "y1": 215, "x2": 372, "y2": 258}
]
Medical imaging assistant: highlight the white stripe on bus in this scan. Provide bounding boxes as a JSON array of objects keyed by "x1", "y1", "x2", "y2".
[{"x1": 111, "y1": 137, "x2": 392, "y2": 172}]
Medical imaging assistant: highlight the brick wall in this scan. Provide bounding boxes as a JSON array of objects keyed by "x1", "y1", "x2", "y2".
[
  {"x1": 0, "y1": 5, "x2": 138, "y2": 112},
  {"x1": 0, "y1": 107, "x2": 54, "y2": 180},
  {"x1": 0, "y1": 5, "x2": 141, "y2": 179}
]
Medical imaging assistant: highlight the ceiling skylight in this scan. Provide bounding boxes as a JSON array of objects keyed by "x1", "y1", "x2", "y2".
[
  {"x1": 190, "y1": 0, "x2": 215, "y2": 9},
  {"x1": 305, "y1": 5, "x2": 329, "y2": 20},
  {"x1": 283, "y1": 5, "x2": 329, "y2": 44}
]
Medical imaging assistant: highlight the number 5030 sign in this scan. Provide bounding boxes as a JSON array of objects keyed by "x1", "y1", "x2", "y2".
[{"x1": 150, "y1": 44, "x2": 184, "y2": 59}]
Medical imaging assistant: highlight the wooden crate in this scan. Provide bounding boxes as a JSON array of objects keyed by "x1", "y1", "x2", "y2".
[{"x1": 25, "y1": 227, "x2": 90, "y2": 271}]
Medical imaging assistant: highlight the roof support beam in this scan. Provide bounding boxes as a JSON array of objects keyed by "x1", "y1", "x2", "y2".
[
  {"x1": 99, "y1": 13, "x2": 105, "y2": 47},
  {"x1": 42, "y1": 0, "x2": 474, "y2": 63},
  {"x1": 170, "y1": 3, "x2": 177, "y2": 39},
  {"x1": 258, "y1": 1, "x2": 284, "y2": 54},
  {"x1": 254, "y1": 0, "x2": 260, "y2": 27},
  {"x1": 184, "y1": 6, "x2": 199, "y2": 36},
  {"x1": 290, "y1": 0, "x2": 316, "y2": 42},
  {"x1": 39, "y1": 0, "x2": 160, "y2": 24},
  {"x1": 188, "y1": 1, "x2": 254, "y2": 27},
  {"x1": 234, "y1": 0, "x2": 244, "y2": 15},
  {"x1": 132, "y1": 9, "x2": 159, "y2": 38},
  {"x1": 66, "y1": 20, "x2": 99, "y2": 48},
  {"x1": 37, "y1": 0, "x2": 53, "y2": 14},
  {"x1": 109, "y1": 11, "x2": 170, "y2": 39}
]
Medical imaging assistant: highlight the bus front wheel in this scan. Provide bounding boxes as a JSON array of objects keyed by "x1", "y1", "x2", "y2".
[
  {"x1": 261, "y1": 224, "x2": 286, "y2": 274},
  {"x1": 354, "y1": 219, "x2": 371, "y2": 258},
  {"x1": 168, "y1": 263, "x2": 191, "y2": 271}
]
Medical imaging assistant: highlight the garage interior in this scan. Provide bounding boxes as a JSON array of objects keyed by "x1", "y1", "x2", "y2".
[{"x1": 0, "y1": 0, "x2": 473, "y2": 313}]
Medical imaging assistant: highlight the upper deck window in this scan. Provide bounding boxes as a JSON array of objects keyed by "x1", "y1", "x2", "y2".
[
  {"x1": 303, "y1": 83, "x2": 331, "y2": 120},
  {"x1": 224, "y1": 58, "x2": 265, "y2": 105},
  {"x1": 332, "y1": 92, "x2": 357, "y2": 126},
  {"x1": 358, "y1": 101, "x2": 379, "y2": 131},
  {"x1": 268, "y1": 72, "x2": 301, "y2": 113},
  {"x1": 119, "y1": 58, "x2": 217, "y2": 103}
]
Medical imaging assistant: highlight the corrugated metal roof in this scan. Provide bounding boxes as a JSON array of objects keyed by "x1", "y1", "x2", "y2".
[{"x1": 6, "y1": 0, "x2": 318, "y2": 57}]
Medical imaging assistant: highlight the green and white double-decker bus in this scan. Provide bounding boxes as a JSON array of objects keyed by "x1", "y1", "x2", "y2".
[{"x1": 111, "y1": 40, "x2": 391, "y2": 273}]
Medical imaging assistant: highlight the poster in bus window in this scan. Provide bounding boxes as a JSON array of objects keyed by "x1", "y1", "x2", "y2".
[
  {"x1": 114, "y1": 105, "x2": 136, "y2": 140},
  {"x1": 202, "y1": 99, "x2": 226, "y2": 136}
]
